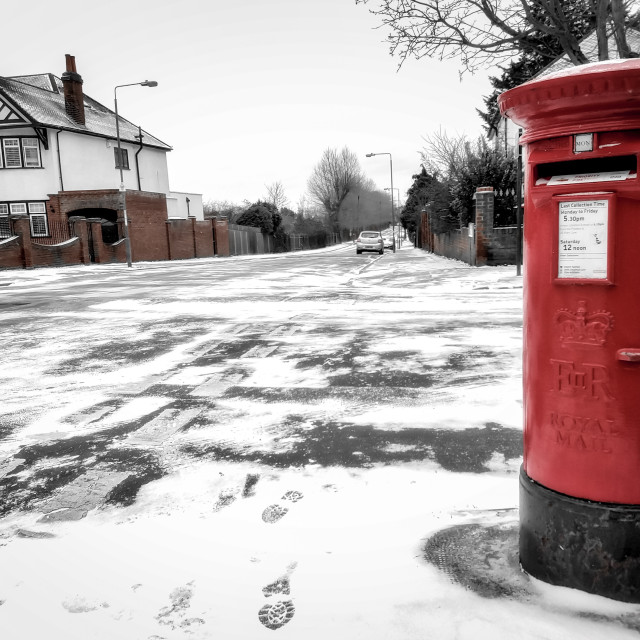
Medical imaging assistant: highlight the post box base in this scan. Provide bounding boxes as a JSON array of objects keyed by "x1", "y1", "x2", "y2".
[{"x1": 520, "y1": 467, "x2": 640, "y2": 603}]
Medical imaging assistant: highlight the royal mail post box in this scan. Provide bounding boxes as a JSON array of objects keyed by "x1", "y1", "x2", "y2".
[{"x1": 499, "y1": 60, "x2": 640, "y2": 602}]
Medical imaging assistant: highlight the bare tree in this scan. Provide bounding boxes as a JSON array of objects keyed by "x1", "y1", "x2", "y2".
[
  {"x1": 265, "y1": 181, "x2": 289, "y2": 210},
  {"x1": 420, "y1": 129, "x2": 470, "y2": 177},
  {"x1": 307, "y1": 147, "x2": 366, "y2": 230},
  {"x1": 355, "y1": 0, "x2": 640, "y2": 73}
]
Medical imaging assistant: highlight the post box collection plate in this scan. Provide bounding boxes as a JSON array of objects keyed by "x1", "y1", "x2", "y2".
[{"x1": 556, "y1": 197, "x2": 610, "y2": 280}]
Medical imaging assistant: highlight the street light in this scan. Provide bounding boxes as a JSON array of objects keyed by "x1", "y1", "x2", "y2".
[
  {"x1": 366, "y1": 152, "x2": 396, "y2": 253},
  {"x1": 384, "y1": 187, "x2": 402, "y2": 248},
  {"x1": 114, "y1": 80, "x2": 158, "y2": 267}
]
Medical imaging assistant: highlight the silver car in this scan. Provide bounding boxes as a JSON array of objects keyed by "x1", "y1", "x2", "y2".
[{"x1": 356, "y1": 231, "x2": 384, "y2": 255}]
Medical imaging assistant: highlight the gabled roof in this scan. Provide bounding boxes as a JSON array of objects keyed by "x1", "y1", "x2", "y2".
[{"x1": 0, "y1": 73, "x2": 171, "y2": 151}]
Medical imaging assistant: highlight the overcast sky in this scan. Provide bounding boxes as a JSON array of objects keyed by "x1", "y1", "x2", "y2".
[{"x1": 4, "y1": 0, "x2": 494, "y2": 210}]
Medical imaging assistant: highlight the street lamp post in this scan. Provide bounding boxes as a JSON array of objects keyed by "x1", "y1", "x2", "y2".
[
  {"x1": 114, "y1": 80, "x2": 158, "y2": 267},
  {"x1": 384, "y1": 187, "x2": 401, "y2": 249},
  {"x1": 366, "y1": 152, "x2": 395, "y2": 253}
]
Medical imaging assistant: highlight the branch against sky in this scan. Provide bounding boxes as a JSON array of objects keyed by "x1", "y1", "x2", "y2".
[
  {"x1": 355, "y1": 0, "x2": 640, "y2": 73},
  {"x1": 307, "y1": 147, "x2": 366, "y2": 230},
  {"x1": 265, "y1": 181, "x2": 289, "y2": 210}
]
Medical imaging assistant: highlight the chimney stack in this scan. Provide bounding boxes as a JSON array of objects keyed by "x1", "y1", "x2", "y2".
[{"x1": 61, "y1": 54, "x2": 85, "y2": 125}]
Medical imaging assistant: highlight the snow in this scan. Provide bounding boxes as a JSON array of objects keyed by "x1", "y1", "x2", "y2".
[{"x1": 0, "y1": 245, "x2": 638, "y2": 638}]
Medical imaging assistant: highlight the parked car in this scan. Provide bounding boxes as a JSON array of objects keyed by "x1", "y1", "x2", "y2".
[
  {"x1": 356, "y1": 231, "x2": 384, "y2": 255},
  {"x1": 382, "y1": 235, "x2": 393, "y2": 250}
]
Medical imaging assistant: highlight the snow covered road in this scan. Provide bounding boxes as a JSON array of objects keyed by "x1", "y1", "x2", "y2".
[{"x1": 1, "y1": 245, "x2": 638, "y2": 639}]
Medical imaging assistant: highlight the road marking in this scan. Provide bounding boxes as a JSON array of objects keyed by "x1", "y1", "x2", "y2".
[
  {"x1": 190, "y1": 372, "x2": 245, "y2": 398},
  {"x1": 125, "y1": 408, "x2": 201, "y2": 446},
  {"x1": 242, "y1": 345, "x2": 279, "y2": 358}
]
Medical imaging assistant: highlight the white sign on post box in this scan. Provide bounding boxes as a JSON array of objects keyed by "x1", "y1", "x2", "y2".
[
  {"x1": 548, "y1": 170, "x2": 629, "y2": 185},
  {"x1": 557, "y1": 199, "x2": 608, "y2": 279},
  {"x1": 574, "y1": 133, "x2": 593, "y2": 153}
]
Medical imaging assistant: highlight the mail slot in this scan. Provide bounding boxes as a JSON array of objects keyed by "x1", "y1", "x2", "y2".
[{"x1": 499, "y1": 60, "x2": 640, "y2": 602}]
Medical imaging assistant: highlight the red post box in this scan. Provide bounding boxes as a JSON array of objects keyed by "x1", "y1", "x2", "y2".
[{"x1": 499, "y1": 60, "x2": 640, "y2": 602}]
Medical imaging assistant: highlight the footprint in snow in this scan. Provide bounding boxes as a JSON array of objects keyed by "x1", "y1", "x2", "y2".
[
  {"x1": 261, "y1": 491, "x2": 304, "y2": 524},
  {"x1": 259, "y1": 562, "x2": 298, "y2": 630}
]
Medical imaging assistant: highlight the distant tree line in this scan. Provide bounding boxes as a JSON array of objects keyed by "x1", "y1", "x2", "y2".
[{"x1": 204, "y1": 148, "x2": 392, "y2": 244}]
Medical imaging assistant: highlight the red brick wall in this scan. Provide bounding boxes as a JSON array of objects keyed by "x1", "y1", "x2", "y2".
[
  {"x1": 88, "y1": 219, "x2": 127, "y2": 264},
  {"x1": 30, "y1": 237, "x2": 85, "y2": 268},
  {"x1": 214, "y1": 218, "x2": 230, "y2": 257},
  {"x1": 3, "y1": 191, "x2": 217, "y2": 269},
  {"x1": 0, "y1": 236, "x2": 24, "y2": 269},
  {"x1": 194, "y1": 220, "x2": 214, "y2": 258},
  {"x1": 125, "y1": 191, "x2": 169, "y2": 262},
  {"x1": 166, "y1": 218, "x2": 195, "y2": 260},
  {"x1": 50, "y1": 189, "x2": 170, "y2": 263}
]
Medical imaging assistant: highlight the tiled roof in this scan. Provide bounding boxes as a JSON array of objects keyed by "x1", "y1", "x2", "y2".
[
  {"x1": 0, "y1": 73, "x2": 171, "y2": 151},
  {"x1": 536, "y1": 28, "x2": 640, "y2": 78}
]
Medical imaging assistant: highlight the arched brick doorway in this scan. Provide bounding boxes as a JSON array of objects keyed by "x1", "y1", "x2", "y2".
[{"x1": 67, "y1": 208, "x2": 120, "y2": 244}]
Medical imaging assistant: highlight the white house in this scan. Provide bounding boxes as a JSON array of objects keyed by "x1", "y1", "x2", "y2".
[{"x1": 0, "y1": 54, "x2": 203, "y2": 241}]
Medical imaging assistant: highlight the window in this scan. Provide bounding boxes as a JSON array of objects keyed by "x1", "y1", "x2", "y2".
[
  {"x1": 0, "y1": 204, "x2": 9, "y2": 238},
  {"x1": 29, "y1": 213, "x2": 48, "y2": 237},
  {"x1": 9, "y1": 203, "x2": 27, "y2": 214},
  {"x1": 22, "y1": 139, "x2": 41, "y2": 167},
  {"x1": 114, "y1": 147, "x2": 129, "y2": 170},
  {"x1": 0, "y1": 137, "x2": 41, "y2": 169},
  {"x1": 28, "y1": 203, "x2": 48, "y2": 236},
  {"x1": 28, "y1": 202, "x2": 46, "y2": 214},
  {"x1": 3, "y1": 139, "x2": 21, "y2": 168}
]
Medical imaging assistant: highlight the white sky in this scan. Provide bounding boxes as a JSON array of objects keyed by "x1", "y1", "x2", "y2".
[{"x1": 3, "y1": 0, "x2": 494, "y2": 208}]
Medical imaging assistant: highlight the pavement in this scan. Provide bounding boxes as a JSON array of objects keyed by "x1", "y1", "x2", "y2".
[{"x1": 1, "y1": 244, "x2": 639, "y2": 639}]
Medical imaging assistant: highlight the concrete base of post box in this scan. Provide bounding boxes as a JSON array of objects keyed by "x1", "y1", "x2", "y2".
[{"x1": 519, "y1": 467, "x2": 640, "y2": 603}]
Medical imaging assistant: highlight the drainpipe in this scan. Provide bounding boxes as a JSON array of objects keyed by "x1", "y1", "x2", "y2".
[
  {"x1": 134, "y1": 126, "x2": 144, "y2": 191},
  {"x1": 55, "y1": 130, "x2": 64, "y2": 191}
]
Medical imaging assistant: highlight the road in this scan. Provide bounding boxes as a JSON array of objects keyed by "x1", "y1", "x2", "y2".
[
  {"x1": 2, "y1": 246, "x2": 630, "y2": 640},
  {"x1": 0, "y1": 243, "x2": 523, "y2": 520}
]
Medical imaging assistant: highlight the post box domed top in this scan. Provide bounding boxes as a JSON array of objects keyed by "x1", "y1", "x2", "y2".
[{"x1": 498, "y1": 59, "x2": 640, "y2": 143}]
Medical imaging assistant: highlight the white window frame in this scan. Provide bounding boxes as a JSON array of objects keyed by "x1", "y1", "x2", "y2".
[
  {"x1": 26, "y1": 203, "x2": 48, "y2": 237},
  {"x1": 0, "y1": 204, "x2": 9, "y2": 237},
  {"x1": 29, "y1": 213, "x2": 48, "y2": 237},
  {"x1": 9, "y1": 203, "x2": 27, "y2": 215},
  {"x1": 21, "y1": 138, "x2": 41, "y2": 168},
  {"x1": 2, "y1": 138, "x2": 22, "y2": 168}
]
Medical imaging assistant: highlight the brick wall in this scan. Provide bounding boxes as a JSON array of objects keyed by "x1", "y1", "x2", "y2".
[
  {"x1": 0, "y1": 235, "x2": 24, "y2": 269},
  {"x1": 194, "y1": 220, "x2": 214, "y2": 258},
  {"x1": 474, "y1": 188, "x2": 518, "y2": 266},
  {"x1": 88, "y1": 219, "x2": 127, "y2": 264},
  {"x1": 214, "y1": 218, "x2": 230, "y2": 257},
  {"x1": 166, "y1": 218, "x2": 195, "y2": 260},
  {"x1": 433, "y1": 228, "x2": 476, "y2": 264},
  {"x1": 418, "y1": 187, "x2": 518, "y2": 266},
  {"x1": 126, "y1": 191, "x2": 170, "y2": 262},
  {"x1": 2, "y1": 193, "x2": 222, "y2": 269}
]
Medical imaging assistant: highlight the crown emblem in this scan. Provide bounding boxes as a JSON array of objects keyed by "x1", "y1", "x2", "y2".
[{"x1": 554, "y1": 301, "x2": 613, "y2": 347}]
